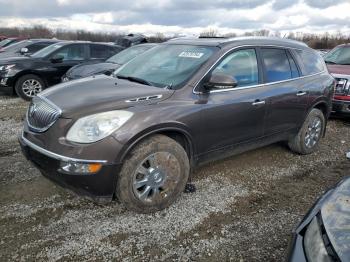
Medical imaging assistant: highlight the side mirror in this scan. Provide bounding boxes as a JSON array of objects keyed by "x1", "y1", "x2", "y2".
[
  {"x1": 20, "y1": 47, "x2": 29, "y2": 54},
  {"x1": 50, "y1": 55, "x2": 64, "y2": 63},
  {"x1": 204, "y1": 73, "x2": 238, "y2": 90}
]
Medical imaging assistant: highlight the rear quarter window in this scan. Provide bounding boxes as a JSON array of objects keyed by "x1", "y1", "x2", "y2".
[{"x1": 294, "y1": 49, "x2": 325, "y2": 75}]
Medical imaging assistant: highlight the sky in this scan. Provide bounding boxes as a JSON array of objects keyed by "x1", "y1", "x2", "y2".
[{"x1": 0, "y1": 0, "x2": 349, "y2": 36}]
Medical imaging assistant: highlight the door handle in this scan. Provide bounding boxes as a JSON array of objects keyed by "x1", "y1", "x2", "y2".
[
  {"x1": 252, "y1": 100, "x2": 266, "y2": 106},
  {"x1": 296, "y1": 91, "x2": 307, "y2": 96}
]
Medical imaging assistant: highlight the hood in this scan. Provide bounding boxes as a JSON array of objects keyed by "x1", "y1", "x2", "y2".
[
  {"x1": 321, "y1": 177, "x2": 350, "y2": 261},
  {"x1": 0, "y1": 52, "x2": 24, "y2": 59},
  {"x1": 327, "y1": 64, "x2": 350, "y2": 76},
  {"x1": 0, "y1": 56, "x2": 35, "y2": 64},
  {"x1": 40, "y1": 74, "x2": 174, "y2": 118},
  {"x1": 66, "y1": 62, "x2": 119, "y2": 79}
]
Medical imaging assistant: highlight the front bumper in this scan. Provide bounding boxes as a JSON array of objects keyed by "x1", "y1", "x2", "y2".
[
  {"x1": 19, "y1": 134, "x2": 121, "y2": 203},
  {"x1": 0, "y1": 71, "x2": 16, "y2": 93},
  {"x1": 332, "y1": 99, "x2": 350, "y2": 115}
]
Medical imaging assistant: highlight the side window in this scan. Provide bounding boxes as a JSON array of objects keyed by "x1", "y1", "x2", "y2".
[
  {"x1": 212, "y1": 49, "x2": 259, "y2": 87},
  {"x1": 54, "y1": 44, "x2": 85, "y2": 61},
  {"x1": 295, "y1": 50, "x2": 325, "y2": 75},
  {"x1": 287, "y1": 51, "x2": 300, "y2": 78},
  {"x1": 90, "y1": 45, "x2": 113, "y2": 59},
  {"x1": 261, "y1": 48, "x2": 292, "y2": 82}
]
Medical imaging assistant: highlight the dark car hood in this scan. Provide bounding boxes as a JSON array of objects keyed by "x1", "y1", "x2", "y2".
[
  {"x1": 327, "y1": 64, "x2": 350, "y2": 76},
  {"x1": 321, "y1": 177, "x2": 350, "y2": 261},
  {"x1": 40, "y1": 74, "x2": 174, "y2": 118},
  {"x1": 0, "y1": 51, "x2": 23, "y2": 59},
  {"x1": 0, "y1": 56, "x2": 32, "y2": 64},
  {"x1": 67, "y1": 62, "x2": 120, "y2": 78}
]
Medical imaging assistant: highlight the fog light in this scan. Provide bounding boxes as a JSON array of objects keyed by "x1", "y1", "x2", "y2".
[
  {"x1": 60, "y1": 162, "x2": 102, "y2": 174},
  {"x1": 0, "y1": 78, "x2": 8, "y2": 85}
]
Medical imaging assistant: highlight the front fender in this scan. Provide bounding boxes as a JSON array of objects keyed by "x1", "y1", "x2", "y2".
[{"x1": 113, "y1": 122, "x2": 195, "y2": 165}]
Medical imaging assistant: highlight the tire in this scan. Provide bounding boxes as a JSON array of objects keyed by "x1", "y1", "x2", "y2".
[
  {"x1": 116, "y1": 135, "x2": 190, "y2": 213},
  {"x1": 288, "y1": 108, "x2": 326, "y2": 155},
  {"x1": 15, "y1": 74, "x2": 45, "y2": 101}
]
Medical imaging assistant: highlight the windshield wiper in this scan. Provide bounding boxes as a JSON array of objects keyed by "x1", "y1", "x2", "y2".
[
  {"x1": 116, "y1": 75, "x2": 153, "y2": 86},
  {"x1": 164, "y1": 83, "x2": 174, "y2": 90},
  {"x1": 325, "y1": 60, "x2": 337, "y2": 64}
]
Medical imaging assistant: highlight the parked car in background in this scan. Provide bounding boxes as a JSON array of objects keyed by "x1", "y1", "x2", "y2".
[
  {"x1": 0, "y1": 37, "x2": 26, "y2": 50},
  {"x1": 288, "y1": 153, "x2": 350, "y2": 261},
  {"x1": 115, "y1": 33, "x2": 148, "y2": 48},
  {"x1": 62, "y1": 43, "x2": 156, "y2": 82},
  {"x1": 0, "y1": 39, "x2": 61, "y2": 59},
  {"x1": 19, "y1": 37, "x2": 334, "y2": 213},
  {"x1": 324, "y1": 44, "x2": 350, "y2": 116},
  {"x1": 316, "y1": 49, "x2": 329, "y2": 57},
  {"x1": 0, "y1": 41, "x2": 123, "y2": 100}
]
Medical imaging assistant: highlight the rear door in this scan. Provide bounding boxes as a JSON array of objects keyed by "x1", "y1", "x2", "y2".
[{"x1": 259, "y1": 47, "x2": 308, "y2": 135}]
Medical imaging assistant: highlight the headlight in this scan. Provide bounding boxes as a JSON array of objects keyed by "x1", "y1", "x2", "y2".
[
  {"x1": 0, "y1": 64, "x2": 15, "y2": 71},
  {"x1": 66, "y1": 110, "x2": 133, "y2": 143},
  {"x1": 304, "y1": 216, "x2": 332, "y2": 262}
]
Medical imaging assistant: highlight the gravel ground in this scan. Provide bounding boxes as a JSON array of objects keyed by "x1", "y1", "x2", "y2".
[{"x1": 0, "y1": 94, "x2": 349, "y2": 261}]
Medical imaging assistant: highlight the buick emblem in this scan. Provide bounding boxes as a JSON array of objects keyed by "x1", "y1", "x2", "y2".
[{"x1": 29, "y1": 104, "x2": 37, "y2": 117}]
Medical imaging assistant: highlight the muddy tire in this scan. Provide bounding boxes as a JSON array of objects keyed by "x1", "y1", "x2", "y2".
[
  {"x1": 288, "y1": 108, "x2": 325, "y2": 155},
  {"x1": 15, "y1": 74, "x2": 45, "y2": 101},
  {"x1": 116, "y1": 135, "x2": 190, "y2": 213}
]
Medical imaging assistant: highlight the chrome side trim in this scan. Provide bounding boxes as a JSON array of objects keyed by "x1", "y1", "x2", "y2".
[
  {"x1": 192, "y1": 44, "x2": 326, "y2": 95},
  {"x1": 21, "y1": 134, "x2": 107, "y2": 164}
]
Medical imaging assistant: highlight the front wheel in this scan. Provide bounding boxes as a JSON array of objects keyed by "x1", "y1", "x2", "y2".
[
  {"x1": 116, "y1": 135, "x2": 190, "y2": 213},
  {"x1": 15, "y1": 74, "x2": 45, "y2": 101},
  {"x1": 288, "y1": 108, "x2": 326, "y2": 155}
]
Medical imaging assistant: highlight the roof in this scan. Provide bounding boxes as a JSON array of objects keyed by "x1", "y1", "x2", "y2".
[{"x1": 167, "y1": 36, "x2": 309, "y2": 49}]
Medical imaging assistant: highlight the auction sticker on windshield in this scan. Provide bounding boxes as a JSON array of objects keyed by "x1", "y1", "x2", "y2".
[{"x1": 179, "y1": 51, "x2": 204, "y2": 58}]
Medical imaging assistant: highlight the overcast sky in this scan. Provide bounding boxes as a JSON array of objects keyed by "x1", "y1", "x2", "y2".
[{"x1": 0, "y1": 0, "x2": 349, "y2": 36}]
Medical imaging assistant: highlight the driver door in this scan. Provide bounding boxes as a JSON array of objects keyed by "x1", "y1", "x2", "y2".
[
  {"x1": 46, "y1": 44, "x2": 88, "y2": 85},
  {"x1": 197, "y1": 48, "x2": 268, "y2": 158}
]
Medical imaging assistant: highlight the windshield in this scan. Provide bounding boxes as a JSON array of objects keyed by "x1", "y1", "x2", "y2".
[
  {"x1": 114, "y1": 44, "x2": 217, "y2": 89},
  {"x1": 107, "y1": 45, "x2": 154, "y2": 65},
  {"x1": 0, "y1": 39, "x2": 15, "y2": 47},
  {"x1": 31, "y1": 43, "x2": 65, "y2": 58},
  {"x1": 2, "y1": 40, "x2": 31, "y2": 51},
  {"x1": 324, "y1": 46, "x2": 350, "y2": 65}
]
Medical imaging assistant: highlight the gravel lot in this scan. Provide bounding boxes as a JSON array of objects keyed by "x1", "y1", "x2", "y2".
[{"x1": 0, "y1": 93, "x2": 349, "y2": 261}]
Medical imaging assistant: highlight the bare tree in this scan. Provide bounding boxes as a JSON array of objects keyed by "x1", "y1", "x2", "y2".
[{"x1": 199, "y1": 28, "x2": 218, "y2": 37}]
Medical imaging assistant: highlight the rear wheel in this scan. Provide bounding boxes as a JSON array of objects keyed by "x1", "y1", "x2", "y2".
[
  {"x1": 116, "y1": 135, "x2": 190, "y2": 213},
  {"x1": 288, "y1": 108, "x2": 325, "y2": 155},
  {"x1": 15, "y1": 74, "x2": 45, "y2": 101}
]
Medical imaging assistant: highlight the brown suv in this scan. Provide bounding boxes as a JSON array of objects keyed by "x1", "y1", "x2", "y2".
[
  {"x1": 324, "y1": 44, "x2": 350, "y2": 115},
  {"x1": 19, "y1": 37, "x2": 335, "y2": 213}
]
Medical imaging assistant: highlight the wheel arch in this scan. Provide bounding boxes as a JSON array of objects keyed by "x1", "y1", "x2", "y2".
[
  {"x1": 12, "y1": 70, "x2": 48, "y2": 92},
  {"x1": 309, "y1": 99, "x2": 330, "y2": 137},
  {"x1": 118, "y1": 124, "x2": 196, "y2": 168}
]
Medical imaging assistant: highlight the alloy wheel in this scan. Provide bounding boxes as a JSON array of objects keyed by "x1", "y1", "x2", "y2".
[
  {"x1": 132, "y1": 151, "x2": 181, "y2": 204},
  {"x1": 22, "y1": 79, "x2": 42, "y2": 97},
  {"x1": 304, "y1": 116, "x2": 322, "y2": 148}
]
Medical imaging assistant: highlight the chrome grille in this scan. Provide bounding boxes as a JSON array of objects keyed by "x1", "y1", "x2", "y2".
[
  {"x1": 334, "y1": 77, "x2": 349, "y2": 95},
  {"x1": 27, "y1": 96, "x2": 61, "y2": 132}
]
